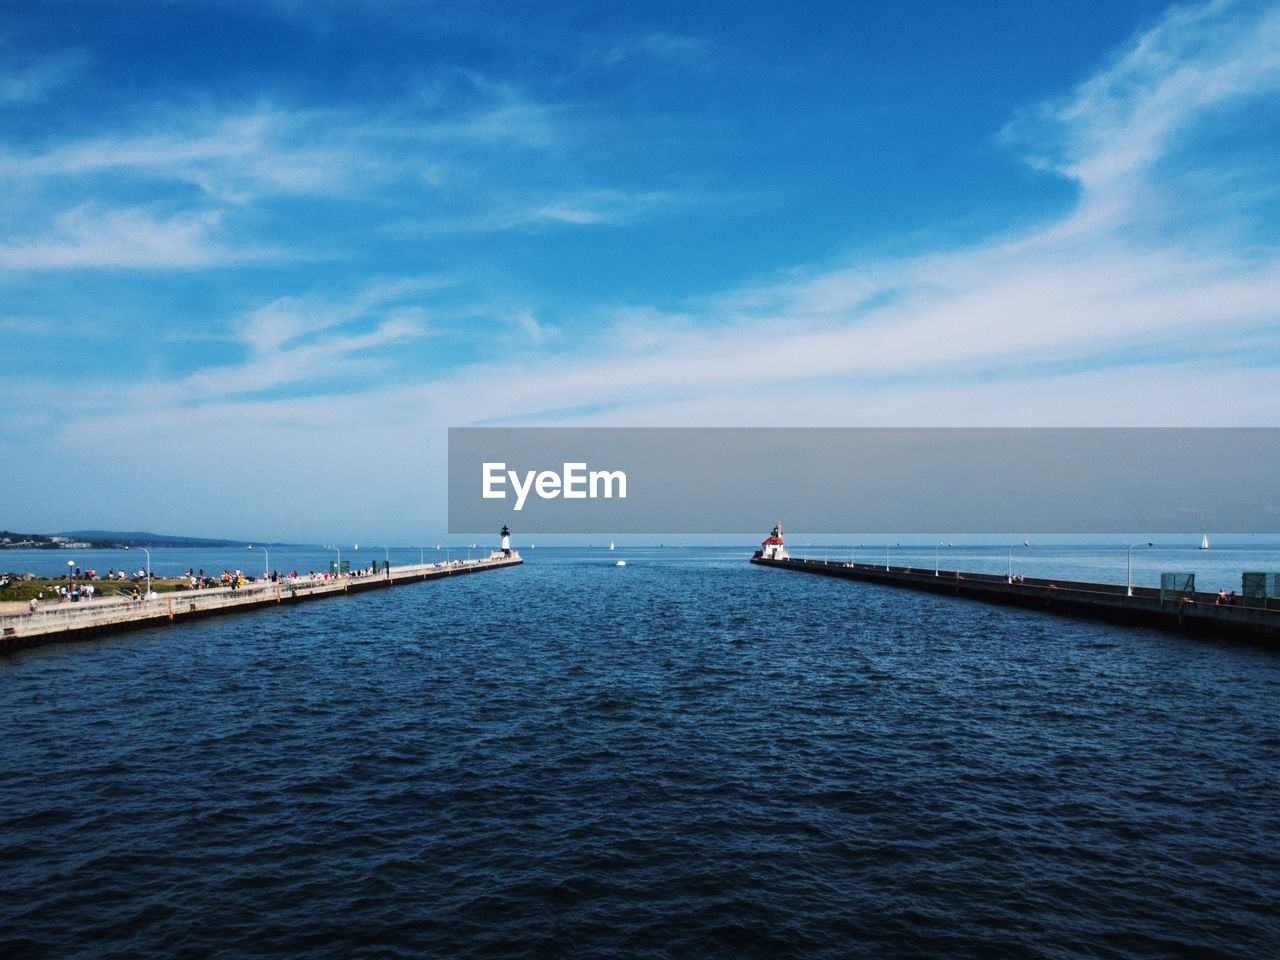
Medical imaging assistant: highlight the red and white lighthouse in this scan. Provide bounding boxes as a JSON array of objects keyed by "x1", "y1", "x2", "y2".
[{"x1": 760, "y1": 522, "x2": 789, "y2": 560}]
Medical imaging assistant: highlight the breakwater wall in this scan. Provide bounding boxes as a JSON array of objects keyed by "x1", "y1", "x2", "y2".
[
  {"x1": 0, "y1": 554, "x2": 522, "y2": 655},
  {"x1": 751, "y1": 555, "x2": 1280, "y2": 644}
]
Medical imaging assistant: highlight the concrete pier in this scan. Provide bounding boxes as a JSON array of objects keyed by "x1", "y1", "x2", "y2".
[
  {"x1": 751, "y1": 554, "x2": 1280, "y2": 644},
  {"x1": 0, "y1": 553, "x2": 522, "y2": 655}
]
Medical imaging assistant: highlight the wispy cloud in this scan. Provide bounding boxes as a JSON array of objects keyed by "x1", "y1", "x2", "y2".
[
  {"x1": 531, "y1": 204, "x2": 610, "y2": 225},
  {"x1": 0, "y1": 111, "x2": 362, "y2": 204},
  {"x1": 0, "y1": 48, "x2": 87, "y2": 105},
  {"x1": 1003, "y1": 0, "x2": 1280, "y2": 212},
  {"x1": 0, "y1": 314, "x2": 55, "y2": 335},
  {"x1": 596, "y1": 32, "x2": 710, "y2": 69},
  {"x1": 0, "y1": 205, "x2": 259, "y2": 270},
  {"x1": 510, "y1": 308, "x2": 547, "y2": 344},
  {"x1": 176, "y1": 278, "x2": 443, "y2": 398},
  {"x1": 0, "y1": 67, "x2": 682, "y2": 274},
  {"x1": 232, "y1": 276, "x2": 449, "y2": 354},
  {"x1": 0, "y1": 82, "x2": 566, "y2": 204},
  {"x1": 508, "y1": 189, "x2": 691, "y2": 229},
  {"x1": 181, "y1": 314, "x2": 425, "y2": 397},
  {"x1": 377, "y1": 184, "x2": 693, "y2": 237}
]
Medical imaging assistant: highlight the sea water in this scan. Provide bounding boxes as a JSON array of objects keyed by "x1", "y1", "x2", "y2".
[{"x1": 2, "y1": 547, "x2": 1278, "y2": 957}]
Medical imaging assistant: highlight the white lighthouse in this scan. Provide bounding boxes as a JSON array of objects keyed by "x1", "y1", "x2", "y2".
[{"x1": 487, "y1": 524, "x2": 520, "y2": 562}]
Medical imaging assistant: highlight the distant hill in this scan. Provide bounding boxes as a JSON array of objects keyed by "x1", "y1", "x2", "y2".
[
  {"x1": 1, "y1": 528, "x2": 313, "y2": 550},
  {"x1": 59, "y1": 529, "x2": 240, "y2": 547},
  {"x1": 0, "y1": 530, "x2": 88, "y2": 549},
  {"x1": 58, "y1": 530, "x2": 307, "y2": 548}
]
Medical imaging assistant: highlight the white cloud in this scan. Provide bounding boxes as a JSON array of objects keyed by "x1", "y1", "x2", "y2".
[
  {"x1": 233, "y1": 276, "x2": 448, "y2": 354},
  {"x1": 511, "y1": 308, "x2": 546, "y2": 343},
  {"x1": 181, "y1": 314, "x2": 424, "y2": 397},
  {"x1": 0, "y1": 71, "x2": 673, "y2": 274},
  {"x1": 0, "y1": 73, "x2": 566, "y2": 201},
  {"x1": 0, "y1": 314, "x2": 48, "y2": 333},
  {"x1": 532, "y1": 204, "x2": 610, "y2": 225},
  {"x1": 0, "y1": 205, "x2": 257, "y2": 269},
  {"x1": 0, "y1": 110, "x2": 368, "y2": 204},
  {"x1": 387, "y1": 188, "x2": 692, "y2": 235},
  {"x1": 1004, "y1": 0, "x2": 1280, "y2": 207},
  {"x1": 5, "y1": 0, "x2": 1279, "y2": 514},
  {"x1": 0, "y1": 49, "x2": 87, "y2": 105},
  {"x1": 167, "y1": 278, "x2": 444, "y2": 398},
  {"x1": 595, "y1": 32, "x2": 710, "y2": 69}
]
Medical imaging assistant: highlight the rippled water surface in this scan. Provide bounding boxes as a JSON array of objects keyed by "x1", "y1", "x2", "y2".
[{"x1": 3, "y1": 548, "x2": 1278, "y2": 958}]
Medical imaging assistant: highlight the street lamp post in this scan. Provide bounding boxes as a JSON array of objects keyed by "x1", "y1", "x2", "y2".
[
  {"x1": 1126, "y1": 541, "x2": 1153, "y2": 597},
  {"x1": 935, "y1": 542, "x2": 952, "y2": 577},
  {"x1": 250, "y1": 544, "x2": 269, "y2": 578},
  {"x1": 66, "y1": 560, "x2": 74, "y2": 602},
  {"x1": 142, "y1": 547, "x2": 152, "y2": 599},
  {"x1": 419, "y1": 546, "x2": 424, "y2": 565},
  {"x1": 335, "y1": 546, "x2": 341, "y2": 578},
  {"x1": 1007, "y1": 540, "x2": 1029, "y2": 583}
]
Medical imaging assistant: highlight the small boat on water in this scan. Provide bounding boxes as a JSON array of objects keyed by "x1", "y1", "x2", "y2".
[
  {"x1": 1201, "y1": 534, "x2": 1210, "y2": 550},
  {"x1": 609, "y1": 541, "x2": 615, "y2": 551},
  {"x1": 615, "y1": 560, "x2": 626, "y2": 566}
]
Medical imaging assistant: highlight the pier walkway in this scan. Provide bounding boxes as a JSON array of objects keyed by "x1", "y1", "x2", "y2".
[
  {"x1": 751, "y1": 554, "x2": 1280, "y2": 644},
  {"x1": 1, "y1": 554, "x2": 522, "y2": 655}
]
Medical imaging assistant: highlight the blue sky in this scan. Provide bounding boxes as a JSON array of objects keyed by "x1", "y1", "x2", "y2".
[{"x1": 2, "y1": 0, "x2": 1278, "y2": 542}]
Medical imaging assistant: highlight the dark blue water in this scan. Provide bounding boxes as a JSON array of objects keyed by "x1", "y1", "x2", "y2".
[{"x1": 3, "y1": 549, "x2": 1278, "y2": 958}]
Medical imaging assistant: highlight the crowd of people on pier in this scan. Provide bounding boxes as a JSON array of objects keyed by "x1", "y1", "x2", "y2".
[
  {"x1": 57, "y1": 567, "x2": 150, "y2": 583},
  {"x1": 17, "y1": 554, "x2": 495, "y2": 613}
]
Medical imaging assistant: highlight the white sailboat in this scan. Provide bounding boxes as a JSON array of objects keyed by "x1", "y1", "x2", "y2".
[
  {"x1": 609, "y1": 541, "x2": 615, "y2": 551},
  {"x1": 1200, "y1": 534, "x2": 1209, "y2": 550}
]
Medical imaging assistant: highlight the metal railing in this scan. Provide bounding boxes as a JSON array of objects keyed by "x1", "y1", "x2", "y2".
[{"x1": 779, "y1": 555, "x2": 1280, "y2": 618}]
